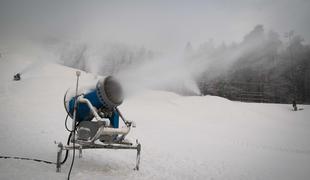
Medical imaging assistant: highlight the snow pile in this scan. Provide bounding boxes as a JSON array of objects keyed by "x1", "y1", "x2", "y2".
[{"x1": 0, "y1": 59, "x2": 310, "y2": 180}]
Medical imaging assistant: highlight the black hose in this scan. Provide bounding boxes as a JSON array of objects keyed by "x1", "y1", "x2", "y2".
[
  {"x1": 60, "y1": 132, "x2": 72, "y2": 165},
  {"x1": 67, "y1": 125, "x2": 76, "y2": 180},
  {"x1": 65, "y1": 113, "x2": 74, "y2": 133},
  {"x1": 62, "y1": 110, "x2": 81, "y2": 165}
]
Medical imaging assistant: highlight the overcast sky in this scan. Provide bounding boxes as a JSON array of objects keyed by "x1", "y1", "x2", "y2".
[{"x1": 1, "y1": 0, "x2": 310, "y2": 52}]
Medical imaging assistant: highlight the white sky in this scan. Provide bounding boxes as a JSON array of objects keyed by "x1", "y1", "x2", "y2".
[{"x1": 1, "y1": 0, "x2": 310, "y2": 52}]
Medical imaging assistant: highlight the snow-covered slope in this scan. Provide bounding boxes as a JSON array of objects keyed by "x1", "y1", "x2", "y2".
[{"x1": 0, "y1": 59, "x2": 310, "y2": 180}]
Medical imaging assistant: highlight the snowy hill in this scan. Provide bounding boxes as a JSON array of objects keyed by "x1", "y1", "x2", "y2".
[{"x1": 0, "y1": 59, "x2": 310, "y2": 180}]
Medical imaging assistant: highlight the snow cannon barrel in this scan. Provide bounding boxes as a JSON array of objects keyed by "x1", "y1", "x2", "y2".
[{"x1": 64, "y1": 76, "x2": 123, "y2": 122}]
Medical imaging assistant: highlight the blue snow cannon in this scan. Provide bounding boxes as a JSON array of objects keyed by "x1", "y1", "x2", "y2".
[
  {"x1": 56, "y1": 73, "x2": 141, "y2": 173},
  {"x1": 64, "y1": 76, "x2": 123, "y2": 128}
]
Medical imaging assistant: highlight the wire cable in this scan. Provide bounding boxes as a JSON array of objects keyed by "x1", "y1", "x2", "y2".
[
  {"x1": 67, "y1": 123, "x2": 76, "y2": 180},
  {"x1": 0, "y1": 155, "x2": 56, "y2": 164},
  {"x1": 64, "y1": 113, "x2": 73, "y2": 132}
]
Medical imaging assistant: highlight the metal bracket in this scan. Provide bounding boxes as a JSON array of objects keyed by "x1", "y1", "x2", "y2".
[
  {"x1": 134, "y1": 140, "x2": 141, "y2": 171},
  {"x1": 56, "y1": 142, "x2": 63, "y2": 172}
]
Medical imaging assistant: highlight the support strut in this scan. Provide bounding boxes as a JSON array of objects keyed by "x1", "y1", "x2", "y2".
[
  {"x1": 56, "y1": 142, "x2": 63, "y2": 172},
  {"x1": 134, "y1": 142, "x2": 141, "y2": 171}
]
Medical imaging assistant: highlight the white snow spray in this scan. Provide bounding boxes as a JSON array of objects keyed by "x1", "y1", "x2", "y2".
[
  {"x1": 115, "y1": 53, "x2": 201, "y2": 96},
  {"x1": 58, "y1": 41, "x2": 202, "y2": 96}
]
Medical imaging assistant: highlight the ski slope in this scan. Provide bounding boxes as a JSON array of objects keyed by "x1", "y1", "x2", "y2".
[{"x1": 0, "y1": 58, "x2": 310, "y2": 180}]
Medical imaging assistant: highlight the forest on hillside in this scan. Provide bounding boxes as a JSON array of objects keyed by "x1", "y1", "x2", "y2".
[{"x1": 192, "y1": 25, "x2": 310, "y2": 104}]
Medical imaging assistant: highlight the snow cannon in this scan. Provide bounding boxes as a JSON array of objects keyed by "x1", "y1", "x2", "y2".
[
  {"x1": 64, "y1": 76, "x2": 124, "y2": 126},
  {"x1": 56, "y1": 72, "x2": 141, "y2": 173}
]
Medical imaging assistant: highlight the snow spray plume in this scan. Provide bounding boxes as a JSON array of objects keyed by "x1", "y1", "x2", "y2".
[
  {"x1": 58, "y1": 41, "x2": 202, "y2": 96},
  {"x1": 115, "y1": 53, "x2": 201, "y2": 96}
]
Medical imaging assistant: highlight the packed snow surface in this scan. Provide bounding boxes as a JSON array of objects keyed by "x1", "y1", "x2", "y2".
[{"x1": 0, "y1": 59, "x2": 310, "y2": 180}]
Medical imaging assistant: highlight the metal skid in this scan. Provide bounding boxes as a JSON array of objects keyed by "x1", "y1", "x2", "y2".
[{"x1": 56, "y1": 140, "x2": 141, "y2": 172}]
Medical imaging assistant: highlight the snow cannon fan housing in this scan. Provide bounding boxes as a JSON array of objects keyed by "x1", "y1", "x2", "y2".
[{"x1": 64, "y1": 76, "x2": 123, "y2": 123}]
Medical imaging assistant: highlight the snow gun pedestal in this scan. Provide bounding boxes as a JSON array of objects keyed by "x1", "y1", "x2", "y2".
[{"x1": 56, "y1": 73, "x2": 141, "y2": 173}]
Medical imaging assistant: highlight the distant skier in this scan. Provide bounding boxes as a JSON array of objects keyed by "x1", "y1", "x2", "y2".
[
  {"x1": 13, "y1": 73, "x2": 21, "y2": 81},
  {"x1": 292, "y1": 100, "x2": 297, "y2": 111}
]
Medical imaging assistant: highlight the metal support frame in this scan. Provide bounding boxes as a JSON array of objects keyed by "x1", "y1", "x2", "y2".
[{"x1": 56, "y1": 140, "x2": 141, "y2": 172}]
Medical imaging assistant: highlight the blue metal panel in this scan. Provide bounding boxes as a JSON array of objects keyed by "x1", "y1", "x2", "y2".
[
  {"x1": 68, "y1": 90, "x2": 104, "y2": 122},
  {"x1": 109, "y1": 110, "x2": 119, "y2": 128}
]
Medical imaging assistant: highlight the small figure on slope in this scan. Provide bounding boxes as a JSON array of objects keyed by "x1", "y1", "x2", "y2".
[
  {"x1": 292, "y1": 100, "x2": 298, "y2": 111},
  {"x1": 13, "y1": 73, "x2": 21, "y2": 81}
]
